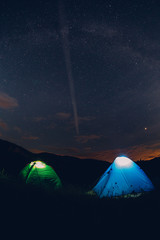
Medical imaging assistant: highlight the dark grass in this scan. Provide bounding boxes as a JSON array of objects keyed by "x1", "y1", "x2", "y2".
[{"x1": 0, "y1": 173, "x2": 160, "y2": 238}]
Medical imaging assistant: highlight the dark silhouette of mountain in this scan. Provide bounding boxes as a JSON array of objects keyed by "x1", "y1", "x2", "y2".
[
  {"x1": 137, "y1": 157, "x2": 160, "y2": 187},
  {"x1": 0, "y1": 138, "x2": 109, "y2": 188},
  {"x1": 0, "y1": 138, "x2": 160, "y2": 188},
  {"x1": 37, "y1": 152, "x2": 110, "y2": 188},
  {"x1": 0, "y1": 139, "x2": 34, "y2": 174}
]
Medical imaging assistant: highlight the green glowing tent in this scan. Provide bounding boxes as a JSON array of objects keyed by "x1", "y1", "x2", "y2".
[{"x1": 20, "y1": 160, "x2": 62, "y2": 190}]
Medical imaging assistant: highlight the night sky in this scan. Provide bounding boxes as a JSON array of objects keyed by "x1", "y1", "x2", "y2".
[{"x1": 0, "y1": 0, "x2": 160, "y2": 161}]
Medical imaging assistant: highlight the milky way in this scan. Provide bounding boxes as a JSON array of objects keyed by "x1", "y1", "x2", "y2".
[{"x1": 0, "y1": 0, "x2": 160, "y2": 161}]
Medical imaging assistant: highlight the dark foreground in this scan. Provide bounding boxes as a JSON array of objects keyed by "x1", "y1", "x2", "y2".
[{"x1": 1, "y1": 174, "x2": 160, "y2": 239}]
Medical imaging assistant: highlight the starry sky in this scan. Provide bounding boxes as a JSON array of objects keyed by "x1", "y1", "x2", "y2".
[{"x1": 0, "y1": 0, "x2": 160, "y2": 162}]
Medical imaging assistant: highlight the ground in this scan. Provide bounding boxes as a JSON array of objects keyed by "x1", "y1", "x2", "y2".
[{"x1": 0, "y1": 173, "x2": 159, "y2": 238}]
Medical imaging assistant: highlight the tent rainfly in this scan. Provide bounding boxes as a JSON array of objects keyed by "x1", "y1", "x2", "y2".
[
  {"x1": 20, "y1": 160, "x2": 62, "y2": 189},
  {"x1": 93, "y1": 156, "x2": 154, "y2": 198}
]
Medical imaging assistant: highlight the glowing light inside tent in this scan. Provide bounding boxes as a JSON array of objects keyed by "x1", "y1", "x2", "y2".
[
  {"x1": 30, "y1": 162, "x2": 34, "y2": 167},
  {"x1": 35, "y1": 161, "x2": 46, "y2": 168},
  {"x1": 115, "y1": 156, "x2": 133, "y2": 168},
  {"x1": 30, "y1": 161, "x2": 46, "y2": 169}
]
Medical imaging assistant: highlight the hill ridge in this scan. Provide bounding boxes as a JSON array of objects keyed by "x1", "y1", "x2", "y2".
[{"x1": 0, "y1": 138, "x2": 160, "y2": 188}]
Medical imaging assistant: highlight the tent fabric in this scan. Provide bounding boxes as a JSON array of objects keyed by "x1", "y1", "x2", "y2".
[
  {"x1": 20, "y1": 161, "x2": 62, "y2": 189},
  {"x1": 93, "y1": 156, "x2": 154, "y2": 198}
]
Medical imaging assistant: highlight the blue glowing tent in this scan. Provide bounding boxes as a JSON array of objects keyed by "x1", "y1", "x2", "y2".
[{"x1": 93, "y1": 156, "x2": 154, "y2": 198}]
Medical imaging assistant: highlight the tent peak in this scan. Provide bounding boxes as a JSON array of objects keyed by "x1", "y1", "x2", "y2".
[
  {"x1": 30, "y1": 161, "x2": 46, "y2": 169},
  {"x1": 114, "y1": 156, "x2": 133, "y2": 168}
]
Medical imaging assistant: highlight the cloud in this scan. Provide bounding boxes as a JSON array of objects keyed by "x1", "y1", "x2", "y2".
[
  {"x1": 0, "y1": 119, "x2": 9, "y2": 130},
  {"x1": 125, "y1": 143, "x2": 160, "y2": 161},
  {"x1": 76, "y1": 134, "x2": 101, "y2": 143},
  {"x1": 31, "y1": 145, "x2": 81, "y2": 155},
  {"x1": 33, "y1": 117, "x2": 46, "y2": 122},
  {"x1": 76, "y1": 143, "x2": 160, "y2": 162},
  {"x1": 45, "y1": 145, "x2": 81, "y2": 154},
  {"x1": 27, "y1": 142, "x2": 160, "y2": 163},
  {"x1": 59, "y1": 147, "x2": 81, "y2": 155},
  {"x1": 22, "y1": 135, "x2": 39, "y2": 140},
  {"x1": 67, "y1": 116, "x2": 95, "y2": 132},
  {"x1": 29, "y1": 148, "x2": 44, "y2": 154},
  {"x1": 33, "y1": 117, "x2": 57, "y2": 129},
  {"x1": 48, "y1": 123, "x2": 56, "y2": 129},
  {"x1": 55, "y1": 112, "x2": 71, "y2": 120},
  {"x1": 0, "y1": 92, "x2": 18, "y2": 109},
  {"x1": 78, "y1": 116, "x2": 96, "y2": 123},
  {"x1": 13, "y1": 126, "x2": 22, "y2": 133}
]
